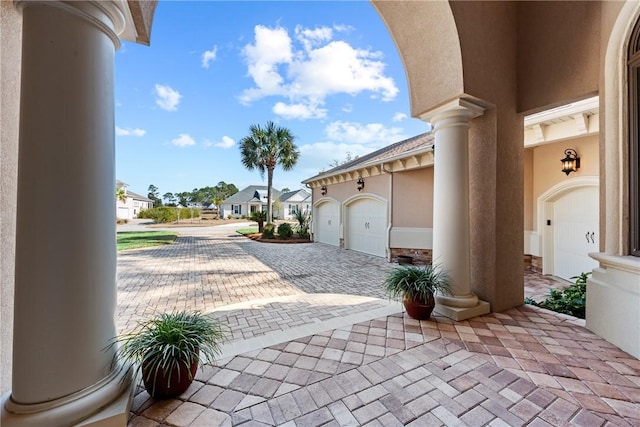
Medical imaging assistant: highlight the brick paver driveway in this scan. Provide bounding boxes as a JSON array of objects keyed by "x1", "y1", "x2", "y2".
[
  {"x1": 117, "y1": 224, "x2": 395, "y2": 336},
  {"x1": 119, "y1": 224, "x2": 640, "y2": 427}
]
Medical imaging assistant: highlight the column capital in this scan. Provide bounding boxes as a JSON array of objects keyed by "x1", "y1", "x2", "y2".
[
  {"x1": 14, "y1": 0, "x2": 139, "y2": 48},
  {"x1": 420, "y1": 98, "x2": 486, "y2": 127}
]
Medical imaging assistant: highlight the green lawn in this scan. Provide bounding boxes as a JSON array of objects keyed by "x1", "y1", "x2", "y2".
[
  {"x1": 117, "y1": 231, "x2": 178, "y2": 251},
  {"x1": 236, "y1": 227, "x2": 259, "y2": 235}
]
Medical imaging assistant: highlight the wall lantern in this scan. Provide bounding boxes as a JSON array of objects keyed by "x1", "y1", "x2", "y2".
[
  {"x1": 560, "y1": 148, "x2": 580, "y2": 176},
  {"x1": 320, "y1": 185, "x2": 327, "y2": 196},
  {"x1": 356, "y1": 177, "x2": 365, "y2": 192}
]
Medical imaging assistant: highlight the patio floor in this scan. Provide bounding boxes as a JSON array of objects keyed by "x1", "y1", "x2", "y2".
[{"x1": 117, "y1": 223, "x2": 639, "y2": 426}]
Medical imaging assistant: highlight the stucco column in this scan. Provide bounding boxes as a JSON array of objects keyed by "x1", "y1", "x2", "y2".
[
  {"x1": 422, "y1": 99, "x2": 490, "y2": 321},
  {"x1": 1, "y1": 2, "x2": 134, "y2": 426}
]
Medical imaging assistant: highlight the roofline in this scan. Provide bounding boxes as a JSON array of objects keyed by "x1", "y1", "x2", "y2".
[{"x1": 302, "y1": 143, "x2": 434, "y2": 184}]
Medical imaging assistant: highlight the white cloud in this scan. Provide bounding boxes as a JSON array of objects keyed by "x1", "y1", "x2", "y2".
[
  {"x1": 272, "y1": 102, "x2": 327, "y2": 120},
  {"x1": 201, "y1": 45, "x2": 218, "y2": 68},
  {"x1": 342, "y1": 103, "x2": 353, "y2": 113},
  {"x1": 204, "y1": 136, "x2": 235, "y2": 149},
  {"x1": 171, "y1": 133, "x2": 196, "y2": 147},
  {"x1": 239, "y1": 24, "x2": 398, "y2": 119},
  {"x1": 325, "y1": 121, "x2": 405, "y2": 145},
  {"x1": 392, "y1": 112, "x2": 407, "y2": 122},
  {"x1": 154, "y1": 84, "x2": 181, "y2": 111},
  {"x1": 116, "y1": 126, "x2": 146, "y2": 137}
]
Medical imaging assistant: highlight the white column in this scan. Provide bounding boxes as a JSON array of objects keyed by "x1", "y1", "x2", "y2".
[
  {"x1": 422, "y1": 99, "x2": 490, "y2": 321},
  {"x1": 2, "y1": 2, "x2": 134, "y2": 426}
]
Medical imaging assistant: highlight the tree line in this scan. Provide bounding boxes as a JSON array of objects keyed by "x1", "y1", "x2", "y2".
[{"x1": 147, "y1": 181, "x2": 239, "y2": 207}]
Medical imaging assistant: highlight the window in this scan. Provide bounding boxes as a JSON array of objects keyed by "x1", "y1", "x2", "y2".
[
  {"x1": 629, "y1": 18, "x2": 640, "y2": 256},
  {"x1": 233, "y1": 205, "x2": 241, "y2": 215},
  {"x1": 289, "y1": 204, "x2": 298, "y2": 215}
]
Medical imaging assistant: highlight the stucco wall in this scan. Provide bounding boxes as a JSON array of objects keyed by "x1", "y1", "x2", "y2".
[
  {"x1": 516, "y1": 1, "x2": 600, "y2": 114},
  {"x1": 1, "y1": 1, "x2": 21, "y2": 395},
  {"x1": 531, "y1": 136, "x2": 599, "y2": 230},
  {"x1": 392, "y1": 168, "x2": 433, "y2": 228}
]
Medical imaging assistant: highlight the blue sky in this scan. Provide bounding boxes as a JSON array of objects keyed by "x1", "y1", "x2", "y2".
[{"x1": 115, "y1": 1, "x2": 431, "y2": 198}]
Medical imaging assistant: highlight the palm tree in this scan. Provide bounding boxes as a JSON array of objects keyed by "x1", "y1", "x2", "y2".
[
  {"x1": 116, "y1": 186, "x2": 127, "y2": 204},
  {"x1": 239, "y1": 121, "x2": 300, "y2": 223}
]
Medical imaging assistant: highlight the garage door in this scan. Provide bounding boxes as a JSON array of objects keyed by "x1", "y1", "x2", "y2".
[
  {"x1": 315, "y1": 201, "x2": 340, "y2": 246},
  {"x1": 553, "y1": 186, "x2": 599, "y2": 281},
  {"x1": 346, "y1": 198, "x2": 387, "y2": 257}
]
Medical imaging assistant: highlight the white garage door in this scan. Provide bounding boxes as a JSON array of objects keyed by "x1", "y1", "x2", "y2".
[
  {"x1": 315, "y1": 201, "x2": 340, "y2": 246},
  {"x1": 553, "y1": 186, "x2": 599, "y2": 281},
  {"x1": 347, "y1": 198, "x2": 387, "y2": 257}
]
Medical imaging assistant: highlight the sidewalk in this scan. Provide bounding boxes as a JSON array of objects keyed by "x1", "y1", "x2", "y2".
[{"x1": 118, "y1": 229, "x2": 639, "y2": 426}]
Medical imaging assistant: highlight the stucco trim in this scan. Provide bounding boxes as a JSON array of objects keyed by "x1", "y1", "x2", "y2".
[{"x1": 389, "y1": 227, "x2": 432, "y2": 249}]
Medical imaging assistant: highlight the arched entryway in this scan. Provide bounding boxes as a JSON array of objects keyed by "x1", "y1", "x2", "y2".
[{"x1": 538, "y1": 176, "x2": 599, "y2": 280}]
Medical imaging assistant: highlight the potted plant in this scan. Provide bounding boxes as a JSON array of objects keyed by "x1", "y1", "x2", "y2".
[
  {"x1": 384, "y1": 264, "x2": 451, "y2": 320},
  {"x1": 112, "y1": 311, "x2": 226, "y2": 399}
]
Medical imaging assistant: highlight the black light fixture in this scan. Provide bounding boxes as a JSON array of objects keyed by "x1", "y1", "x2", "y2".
[
  {"x1": 320, "y1": 185, "x2": 327, "y2": 196},
  {"x1": 561, "y1": 148, "x2": 580, "y2": 176},
  {"x1": 356, "y1": 177, "x2": 365, "y2": 192}
]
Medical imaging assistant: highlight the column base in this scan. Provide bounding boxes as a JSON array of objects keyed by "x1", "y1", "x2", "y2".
[
  {"x1": 435, "y1": 300, "x2": 490, "y2": 321},
  {"x1": 1, "y1": 367, "x2": 135, "y2": 427}
]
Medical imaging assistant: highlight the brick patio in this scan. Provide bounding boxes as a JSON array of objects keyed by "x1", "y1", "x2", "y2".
[{"x1": 117, "y1": 224, "x2": 639, "y2": 426}]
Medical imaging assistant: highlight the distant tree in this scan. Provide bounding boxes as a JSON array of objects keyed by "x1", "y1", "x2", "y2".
[
  {"x1": 147, "y1": 184, "x2": 162, "y2": 207},
  {"x1": 239, "y1": 121, "x2": 300, "y2": 223},
  {"x1": 281, "y1": 187, "x2": 291, "y2": 193},
  {"x1": 163, "y1": 192, "x2": 177, "y2": 206}
]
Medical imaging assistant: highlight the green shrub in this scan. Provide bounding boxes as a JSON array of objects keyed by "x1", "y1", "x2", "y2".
[
  {"x1": 277, "y1": 222, "x2": 293, "y2": 239},
  {"x1": 262, "y1": 223, "x2": 275, "y2": 239},
  {"x1": 139, "y1": 207, "x2": 177, "y2": 223},
  {"x1": 227, "y1": 215, "x2": 232, "y2": 219},
  {"x1": 526, "y1": 272, "x2": 589, "y2": 319},
  {"x1": 137, "y1": 209, "x2": 153, "y2": 219}
]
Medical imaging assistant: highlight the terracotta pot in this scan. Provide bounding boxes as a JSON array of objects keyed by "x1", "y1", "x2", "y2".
[
  {"x1": 403, "y1": 295, "x2": 435, "y2": 320},
  {"x1": 142, "y1": 353, "x2": 199, "y2": 399}
]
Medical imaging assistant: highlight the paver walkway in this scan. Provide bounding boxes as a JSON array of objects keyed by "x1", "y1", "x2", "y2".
[{"x1": 117, "y1": 224, "x2": 640, "y2": 426}]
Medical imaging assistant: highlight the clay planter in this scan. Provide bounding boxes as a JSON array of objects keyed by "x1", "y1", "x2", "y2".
[
  {"x1": 403, "y1": 295, "x2": 436, "y2": 320},
  {"x1": 142, "y1": 353, "x2": 199, "y2": 399}
]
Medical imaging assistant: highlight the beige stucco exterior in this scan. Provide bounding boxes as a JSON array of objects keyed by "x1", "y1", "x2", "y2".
[{"x1": 392, "y1": 168, "x2": 434, "y2": 228}]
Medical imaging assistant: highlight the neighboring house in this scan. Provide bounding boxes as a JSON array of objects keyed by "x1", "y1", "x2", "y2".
[
  {"x1": 220, "y1": 185, "x2": 282, "y2": 218},
  {"x1": 303, "y1": 96, "x2": 600, "y2": 285},
  {"x1": 116, "y1": 180, "x2": 153, "y2": 219},
  {"x1": 278, "y1": 189, "x2": 311, "y2": 219}
]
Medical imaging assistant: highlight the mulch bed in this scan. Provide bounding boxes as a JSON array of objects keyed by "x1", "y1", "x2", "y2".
[{"x1": 245, "y1": 233, "x2": 312, "y2": 244}]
